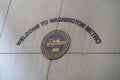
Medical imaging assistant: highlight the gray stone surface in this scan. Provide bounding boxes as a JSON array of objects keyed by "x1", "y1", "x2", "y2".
[
  {"x1": 58, "y1": 0, "x2": 120, "y2": 53},
  {"x1": 48, "y1": 54, "x2": 120, "y2": 80},
  {"x1": 0, "y1": 0, "x2": 120, "y2": 53},
  {"x1": 0, "y1": 0, "x2": 120, "y2": 80},
  {"x1": 0, "y1": 0, "x2": 10, "y2": 33},
  {"x1": 0, "y1": 0, "x2": 62, "y2": 53},
  {"x1": 0, "y1": 54, "x2": 49, "y2": 80}
]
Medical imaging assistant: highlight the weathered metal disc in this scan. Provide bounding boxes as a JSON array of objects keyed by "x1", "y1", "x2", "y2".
[{"x1": 41, "y1": 30, "x2": 71, "y2": 60}]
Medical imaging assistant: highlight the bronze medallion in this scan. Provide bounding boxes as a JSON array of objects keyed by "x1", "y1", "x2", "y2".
[{"x1": 41, "y1": 30, "x2": 71, "y2": 60}]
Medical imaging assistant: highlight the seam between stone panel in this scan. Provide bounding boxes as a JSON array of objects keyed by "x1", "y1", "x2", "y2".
[
  {"x1": 56, "y1": 0, "x2": 64, "y2": 29},
  {"x1": 0, "y1": 0, "x2": 12, "y2": 38},
  {"x1": 46, "y1": 60, "x2": 51, "y2": 80},
  {"x1": 0, "y1": 53, "x2": 41, "y2": 54},
  {"x1": 0, "y1": 52, "x2": 120, "y2": 54},
  {"x1": 68, "y1": 52, "x2": 120, "y2": 54}
]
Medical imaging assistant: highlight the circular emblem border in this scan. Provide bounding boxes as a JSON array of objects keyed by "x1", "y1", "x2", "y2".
[{"x1": 41, "y1": 30, "x2": 71, "y2": 60}]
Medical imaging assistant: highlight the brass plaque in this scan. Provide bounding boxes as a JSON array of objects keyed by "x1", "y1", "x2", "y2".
[{"x1": 41, "y1": 30, "x2": 71, "y2": 60}]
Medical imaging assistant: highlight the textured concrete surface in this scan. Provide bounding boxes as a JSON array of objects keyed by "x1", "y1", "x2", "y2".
[
  {"x1": 58, "y1": 0, "x2": 120, "y2": 53},
  {"x1": 0, "y1": 0, "x2": 62, "y2": 53},
  {"x1": 48, "y1": 54, "x2": 120, "y2": 80},
  {"x1": 0, "y1": 0, "x2": 10, "y2": 33},
  {"x1": 0, "y1": 54, "x2": 49, "y2": 80},
  {"x1": 0, "y1": 0, "x2": 120, "y2": 53},
  {"x1": 0, "y1": 0, "x2": 120, "y2": 80}
]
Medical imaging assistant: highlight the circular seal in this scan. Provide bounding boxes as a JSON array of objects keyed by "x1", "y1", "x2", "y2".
[{"x1": 41, "y1": 30, "x2": 71, "y2": 60}]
